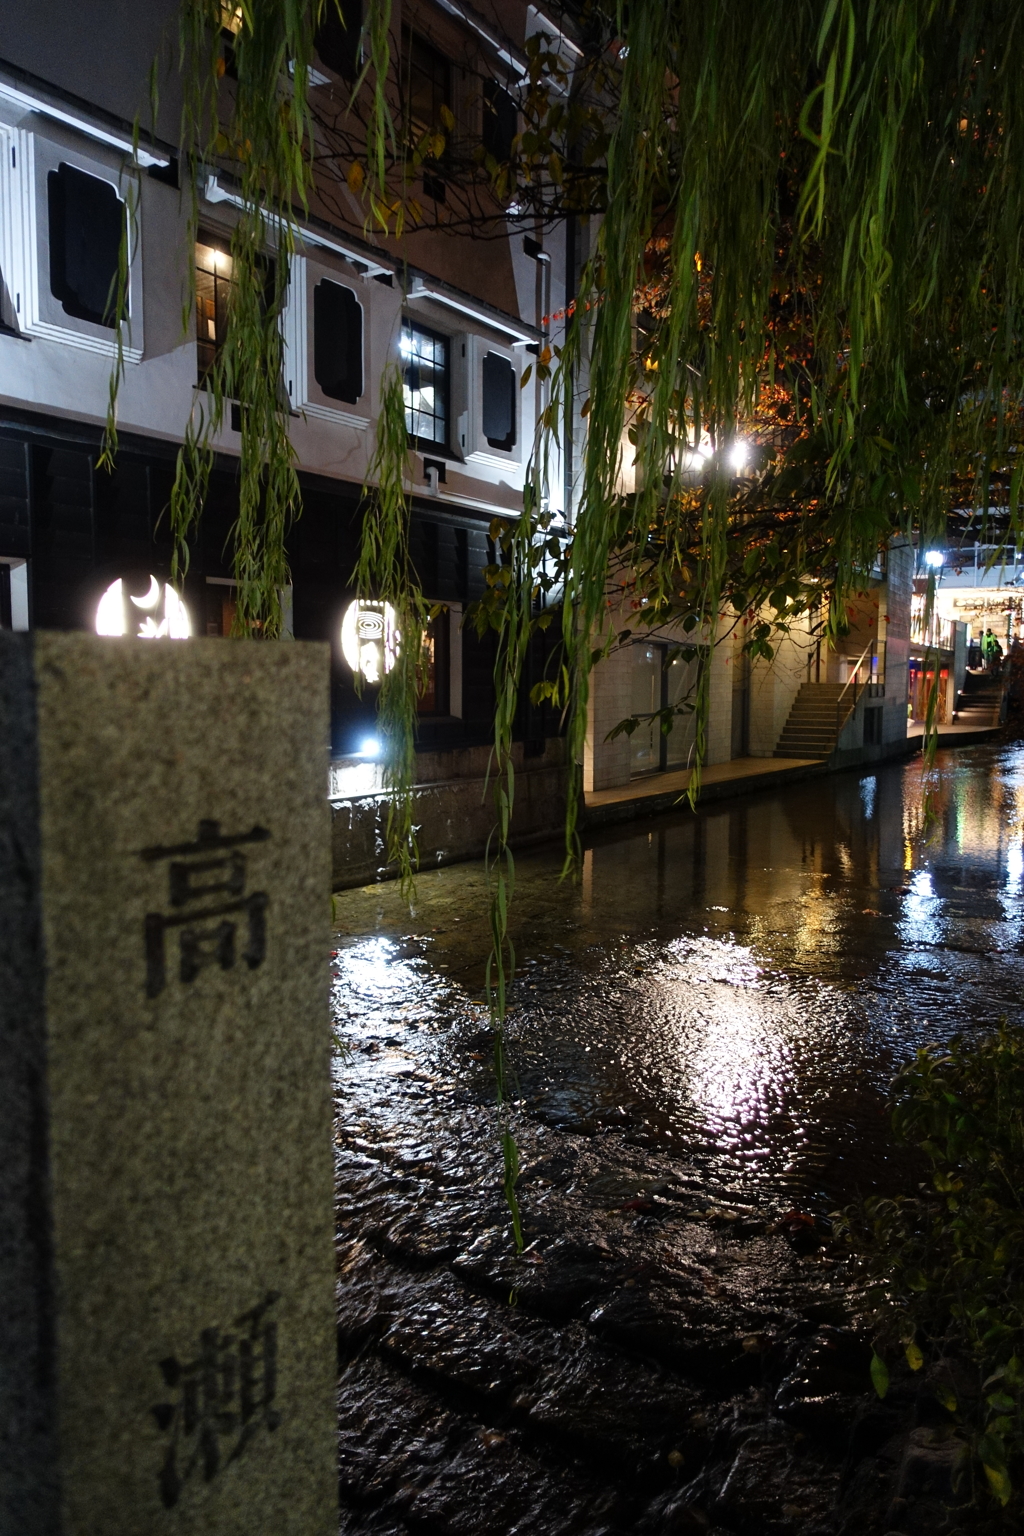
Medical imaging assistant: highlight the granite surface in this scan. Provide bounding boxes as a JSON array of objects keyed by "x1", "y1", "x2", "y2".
[{"x1": 0, "y1": 633, "x2": 336, "y2": 1536}]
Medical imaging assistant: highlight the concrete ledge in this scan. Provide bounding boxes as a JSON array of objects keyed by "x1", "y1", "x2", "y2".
[
  {"x1": 582, "y1": 756, "x2": 830, "y2": 829},
  {"x1": 330, "y1": 747, "x2": 567, "y2": 889},
  {"x1": 907, "y1": 723, "x2": 1002, "y2": 749}
]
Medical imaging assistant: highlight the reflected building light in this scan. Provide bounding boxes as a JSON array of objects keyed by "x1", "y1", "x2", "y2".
[
  {"x1": 95, "y1": 577, "x2": 191, "y2": 639},
  {"x1": 1006, "y1": 840, "x2": 1023, "y2": 894},
  {"x1": 860, "y1": 776, "x2": 877, "y2": 818},
  {"x1": 340, "y1": 599, "x2": 400, "y2": 685}
]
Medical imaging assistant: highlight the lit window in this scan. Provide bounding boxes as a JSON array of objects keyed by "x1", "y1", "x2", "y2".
[
  {"x1": 195, "y1": 240, "x2": 235, "y2": 381},
  {"x1": 48, "y1": 163, "x2": 126, "y2": 328},
  {"x1": 416, "y1": 613, "x2": 449, "y2": 714},
  {"x1": 401, "y1": 319, "x2": 448, "y2": 448}
]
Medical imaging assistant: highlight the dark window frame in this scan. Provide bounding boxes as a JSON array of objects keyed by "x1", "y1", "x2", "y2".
[
  {"x1": 481, "y1": 350, "x2": 517, "y2": 452},
  {"x1": 313, "y1": 279, "x2": 364, "y2": 404},
  {"x1": 401, "y1": 317, "x2": 450, "y2": 452},
  {"x1": 47, "y1": 161, "x2": 126, "y2": 329},
  {"x1": 315, "y1": 0, "x2": 362, "y2": 80},
  {"x1": 402, "y1": 26, "x2": 452, "y2": 203},
  {"x1": 482, "y1": 79, "x2": 518, "y2": 163}
]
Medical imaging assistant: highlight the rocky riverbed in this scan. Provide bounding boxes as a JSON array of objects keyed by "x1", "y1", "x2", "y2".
[{"x1": 331, "y1": 745, "x2": 1024, "y2": 1534}]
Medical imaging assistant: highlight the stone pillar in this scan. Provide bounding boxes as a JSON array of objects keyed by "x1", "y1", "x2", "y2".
[{"x1": 0, "y1": 633, "x2": 337, "y2": 1536}]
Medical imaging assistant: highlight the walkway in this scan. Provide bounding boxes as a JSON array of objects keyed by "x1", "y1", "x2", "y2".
[{"x1": 583, "y1": 754, "x2": 827, "y2": 826}]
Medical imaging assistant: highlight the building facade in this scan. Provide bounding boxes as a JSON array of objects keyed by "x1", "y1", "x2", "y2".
[{"x1": 0, "y1": 0, "x2": 576, "y2": 883}]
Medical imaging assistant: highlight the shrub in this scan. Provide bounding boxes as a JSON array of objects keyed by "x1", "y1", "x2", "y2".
[{"x1": 843, "y1": 1024, "x2": 1024, "y2": 1512}]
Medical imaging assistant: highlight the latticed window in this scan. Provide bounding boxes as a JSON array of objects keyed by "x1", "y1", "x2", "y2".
[
  {"x1": 401, "y1": 319, "x2": 448, "y2": 447},
  {"x1": 195, "y1": 240, "x2": 235, "y2": 382}
]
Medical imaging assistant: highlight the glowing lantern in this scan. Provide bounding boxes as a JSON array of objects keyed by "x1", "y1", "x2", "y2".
[
  {"x1": 95, "y1": 576, "x2": 191, "y2": 639},
  {"x1": 340, "y1": 599, "x2": 399, "y2": 684}
]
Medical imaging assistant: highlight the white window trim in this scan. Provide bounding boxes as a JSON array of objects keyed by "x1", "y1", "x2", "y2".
[
  {"x1": 282, "y1": 254, "x2": 369, "y2": 430},
  {"x1": 0, "y1": 76, "x2": 170, "y2": 168},
  {"x1": 457, "y1": 333, "x2": 523, "y2": 471},
  {"x1": 0, "y1": 556, "x2": 30, "y2": 630},
  {"x1": 4, "y1": 128, "x2": 143, "y2": 362}
]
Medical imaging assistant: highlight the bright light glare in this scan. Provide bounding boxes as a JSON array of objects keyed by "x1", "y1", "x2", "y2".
[
  {"x1": 399, "y1": 334, "x2": 414, "y2": 357},
  {"x1": 359, "y1": 737, "x2": 381, "y2": 757},
  {"x1": 924, "y1": 550, "x2": 944, "y2": 567},
  {"x1": 95, "y1": 577, "x2": 191, "y2": 639},
  {"x1": 728, "y1": 440, "x2": 750, "y2": 472},
  {"x1": 340, "y1": 599, "x2": 400, "y2": 685}
]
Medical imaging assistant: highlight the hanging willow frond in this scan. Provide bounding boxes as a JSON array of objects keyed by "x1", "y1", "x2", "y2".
[
  {"x1": 166, "y1": 0, "x2": 326, "y2": 637},
  {"x1": 354, "y1": 363, "x2": 429, "y2": 892}
]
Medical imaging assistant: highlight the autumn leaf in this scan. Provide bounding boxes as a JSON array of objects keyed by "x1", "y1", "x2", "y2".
[
  {"x1": 347, "y1": 162, "x2": 365, "y2": 194},
  {"x1": 439, "y1": 104, "x2": 455, "y2": 131}
]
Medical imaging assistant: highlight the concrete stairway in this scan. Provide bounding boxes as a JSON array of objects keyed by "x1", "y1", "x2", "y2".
[
  {"x1": 955, "y1": 669, "x2": 1004, "y2": 729},
  {"x1": 773, "y1": 682, "x2": 849, "y2": 760}
]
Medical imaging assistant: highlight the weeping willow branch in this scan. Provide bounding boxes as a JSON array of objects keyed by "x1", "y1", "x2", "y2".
[{"x1": 354, "y1": 364, "x2": 428, "y2": 892}]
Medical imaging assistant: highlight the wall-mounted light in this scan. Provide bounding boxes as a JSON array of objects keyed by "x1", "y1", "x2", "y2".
[
  {"x1": 95, "y1": 577, "x2": 190, "y2": 639},
  {"x1": 728, "y1": 440, "x2": 750, "y2": 472},
  {"x1": 924, "y1": 550, "x2": 944, "y2": 568},
  {"x1": 340, "y1": 599, "x2": 399, "y2": 685}
]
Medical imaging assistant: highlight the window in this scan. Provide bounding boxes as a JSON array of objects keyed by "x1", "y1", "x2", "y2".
[
  {"x1": 483, "y1": 80, "x2": 517, "y2": 163},
  {"x1": 195, "y1": 240, "x2": 235, "y2": 380},
  {"x1": 315, "y1": 0, "x2": 362, "y2": 79},
  {"x1": 629, "y1": 641, "x2": 699, "y2": 775},
  {"x1": 313, "y1": 280, "x2": 363, "y2": 403},
  {"x1": 403, "y1": 28, "x2": 450, "y2": 201},
  {"x1": 401, "y1": 319, "x2": 448, "y2": 448},
  {"x1": 47, "y1": 162, "x2": 125, "y2": 328},
  {"x1": 417, "y1": 613, "x2": 450, "y2": 715},
  {"x1": 481, "y1": 351, "x2": 516, "y2": 451}
]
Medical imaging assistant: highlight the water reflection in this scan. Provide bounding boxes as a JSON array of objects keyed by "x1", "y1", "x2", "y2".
[{"x1": 332, "y1": 743, "x2": 1024, "y2": 1209}]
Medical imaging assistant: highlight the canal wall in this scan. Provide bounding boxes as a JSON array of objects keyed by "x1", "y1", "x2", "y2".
[{"x1": 329, "y1": 739, "x2": 567, "y2": 889}]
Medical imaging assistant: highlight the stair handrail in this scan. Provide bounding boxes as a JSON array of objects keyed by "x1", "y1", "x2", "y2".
[{"x1": 835, "y1": 642, "x2": 876, "y2": 741}]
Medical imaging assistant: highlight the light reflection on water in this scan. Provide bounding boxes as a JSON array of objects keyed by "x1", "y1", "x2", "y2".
[{"x1": 331, "y1": 742, "x2": 1024, "y2": 1207}]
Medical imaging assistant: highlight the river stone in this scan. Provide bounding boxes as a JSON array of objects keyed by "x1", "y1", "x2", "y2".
[{"x1": 0, "y1": 632, "x2": 336, "y2": 1536}]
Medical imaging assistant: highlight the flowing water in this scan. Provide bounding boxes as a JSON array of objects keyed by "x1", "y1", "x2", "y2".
[
  {"x1": 333, "y1": 742, "x2": 1024, "y2": 1212},
  {"x1": 330, "y1": 743, "x2": 1024, "y2": 1536}
]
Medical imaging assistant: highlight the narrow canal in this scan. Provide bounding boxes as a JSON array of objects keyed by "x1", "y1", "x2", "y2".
[{"x1": 331, "y1": 743, "x2": 1024, "y2": 1536}]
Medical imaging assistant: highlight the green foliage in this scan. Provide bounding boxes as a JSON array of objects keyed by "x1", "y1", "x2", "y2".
[
  {"x1": 844, "y1": 1024, "x2": 1024, "y2": 1512},
  {"x1": 167, "y1": 0, "x2": 325, "y2": 637},
  {"x1": 354, "y1": 364, "x2": 429, "y2": 893}
]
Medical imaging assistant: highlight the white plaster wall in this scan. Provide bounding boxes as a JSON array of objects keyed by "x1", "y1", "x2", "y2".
[
  {"x1": 585, "y1": 643, "x2": 633, "y2": 791},
  {"x1": 748, "y1": 618, "x2": 812, "y2": 757},
  {"x1": 705, "y1": 617, "x2": 733, "y2": 765},
  {"x1": 0, "y1": 112, "x2": 546, "y2": 525}
]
